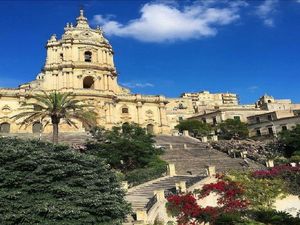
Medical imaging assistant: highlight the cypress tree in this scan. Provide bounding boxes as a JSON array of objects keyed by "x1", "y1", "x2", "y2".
[{"x1": 0, "y1": 137, "x2": 130, "y2": 224}]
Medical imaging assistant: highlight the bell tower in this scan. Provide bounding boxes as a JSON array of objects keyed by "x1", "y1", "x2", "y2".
[{"x1": 35, "y1": 10, "x2": 124, "y2": 93}]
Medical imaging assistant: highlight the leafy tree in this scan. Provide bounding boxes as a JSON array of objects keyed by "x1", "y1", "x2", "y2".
[
  {"x1": 87, "y1": 123, "x2": 164, "y2": 173},
  {"x1": 218, "y1": 119, "x2": 249, "y2": 140},
  {"x1": 226, "y1": 171, "x2": 286, "y2": 210},
  {"x1": 175, "y1": 119, "x2": 212, "y2": 137},
  {"x1": 279, "y1": 124, "x2": 300, "y2": 157},
  {"x1": 0, "y1": 137, "x2": 130, "y2": 224},
  {"x1": 12, "y1": 91, "x2": 96, "y2": 144}
]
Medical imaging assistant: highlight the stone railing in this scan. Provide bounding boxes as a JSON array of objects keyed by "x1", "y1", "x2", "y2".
[{"x1": 146, "y1": 194, "x2": 157, "y2": 213}]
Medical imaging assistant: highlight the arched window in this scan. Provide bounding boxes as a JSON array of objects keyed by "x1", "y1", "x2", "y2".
[
  {"x1": 122, "y1": 107, "x2": 129, "y2": 114},
  {"x1": 83, "y1": 76, "x2": 95, "y2": 89},
  {"x1": 0, "y1": 122, "x2": 10, "y2": 133},
  {"x1": 32, "y1": 122, "x2": 43, "y2": 134},
  {"x1": 84, "y1": 51, "x2": 92, "y2": 62}
]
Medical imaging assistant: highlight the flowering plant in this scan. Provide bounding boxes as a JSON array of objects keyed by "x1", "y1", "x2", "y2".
[
  {"x1": 166, "y1": 175, "x2": 249, "y2": 225},
  {"x1": 252, "y1": 164, "x2": 300, "y2": 179}
]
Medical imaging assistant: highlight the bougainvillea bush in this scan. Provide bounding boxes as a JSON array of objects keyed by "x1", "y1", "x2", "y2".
[
  {"x1": 166, "y1": 165, "x2": 300, "y2": 225},
  {"x1": 166, "y1": 177, "x2": 249, "y2": 225},
  {"x1": 252, "y1": 164, "x2": 300, "y2": 196}
]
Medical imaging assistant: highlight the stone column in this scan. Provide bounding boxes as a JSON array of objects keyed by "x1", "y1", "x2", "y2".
[
  {"x1": 102, "y1": 50, "x2": 106, "y2": 64},
  {"x1": 136, "y1": 102, "x2": 143, "y2": 125},
  {"x1": 176, "y1": 181, "x2": 187, "y2": 193},
  {"x1": 201, "y1": 136, "x2": 208, "y2": 143},
  {"x1": 102, "y1": 74, "x2": 105, "y2": 90},
  {"x1": 103, "y1": 75, "x2": 107, "y2": 90},
  {"x1": 158, "y1": 103, "x2": 168, "y2": 126},
  {"x1": 211, "y1": 135, "x2": 218, "y2": 141},
  {"x1": 183, "y1": 130, "x2": 189, "y2": 136},
  {"x1": 136, "y1": 210, "x2": 147, "y2": 222},
  {"x1": 107, "y1": 75, "x2": 110, "y2": 90},
  {"x1": 154, "y1": 189, "x2": 165, "y2": 201},
  {"x1": 97, "y1": 49, "x2": 102, "y2": 64},
  {"x1": 266, "y1": 159, "x2": 274, "y2": 168},
  {"x1": 167, "y1": 163, "x2": 176, "y2": 176},
  {"x1": 105, "y1": 51, "x2": 108, "y2": 64},
  {"x1": 206, "y1": 165, "x2": 216, "y2": 177}
]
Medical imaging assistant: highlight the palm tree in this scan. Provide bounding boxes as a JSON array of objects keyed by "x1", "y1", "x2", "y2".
[{"x1": 12, "y1": 91, "x2": 97, "y2": 144}]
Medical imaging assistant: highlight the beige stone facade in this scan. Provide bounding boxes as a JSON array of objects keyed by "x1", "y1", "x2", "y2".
[
  {"x1": 188, "y1": 107, "x2": 266, "y2": 125},
  {"x1": 0, "y1": 10, "x2": 170, "y2": 135},
  {"x1": 1, "y1": 10, "x2": 299, "y2": 137},
  {"x1": 166, "y1": 91, "x2": 240, "y2": 133},
  {"x1": 247, "y1": 110, "x2": 300, "y2": 137}
]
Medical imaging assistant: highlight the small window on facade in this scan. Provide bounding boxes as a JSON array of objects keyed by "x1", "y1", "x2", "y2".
[
  {"x1": 83, "y1": 76, "x2": 94, "y2": 89},
  {"x1": 267, "y1": 115, "x2": 272, "y2": 121},
  {"x1": 268, "y1": 127, "x2": 274, "y2": 135},
  {"x1": 0, "y1": 122, "x2": 10, "y2": 133},
  {"x1": 213, "y1": 117, "x2": 217, "y2": 125},
  {"x1": 84, "y1": 51, "x2": 92, "y2": 62},
  {"x1": 178, "y1": 116, "x2": 183, "y2": 121},
  {"x1": 282, "y1": 125, "x2": 288, "y2": 131},
  {"x1": 256, "y1": 129, "x2": 261, "y2": 137},
  {"x1": 60, "y1": 53, "x2": 63, "y2": 61},
  {"x1": 178, "y1": 103, "x2": 184, "y2": 109},
  {"x1": 122, "y1": 107, "x2": 129, "y2": 114},
  {"x1": 202, "y1": 118, "x2": 206, "y2": 123},
  {"x1": 256, "y1": 117, "x2": 260, "y2": 123}
]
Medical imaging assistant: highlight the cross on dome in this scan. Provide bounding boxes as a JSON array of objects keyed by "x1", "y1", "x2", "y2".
[{"x1": 76, "y1": 9, "x2": 90, "y2": 29}]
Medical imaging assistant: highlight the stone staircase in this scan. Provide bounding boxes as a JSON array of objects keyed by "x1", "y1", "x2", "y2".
[
  {"x1": 126, "y1": 175, "x2": 203, "y2": 212},
  {"x1": 124, "y1": 175, "x2": 204, "y2": 224},
  {"x1": 156, "y1": 135, "x2": 264, "y2": 175}
]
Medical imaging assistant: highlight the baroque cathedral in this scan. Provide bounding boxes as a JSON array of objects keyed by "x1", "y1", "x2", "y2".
[
  {"x1": 0, "y1": 10, "x2": 170, "y2": 135},
  {"x1": 1, "y1": 10, "x2": 260, "y2": 136}
]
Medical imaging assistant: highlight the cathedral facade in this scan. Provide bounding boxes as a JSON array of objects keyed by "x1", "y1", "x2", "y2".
[{"x1": 0, "y1": 10, "x2": 170, "y2": 135}]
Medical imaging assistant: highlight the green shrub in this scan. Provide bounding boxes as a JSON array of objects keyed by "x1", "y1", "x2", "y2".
[
  {"x1": 0, "y1": 137, "x2": 130, "y2": 224},
  {"x1": 125, "y1": 158, "x2": 167, "y2": 186},
  {"x1": 279, "y1": 169, "x2": 300, "y2": 196},
  {"x1": 88, "y1": 124, "x2": 168, "y2": 185},
  {"x1": 248, "y1": 210, "x2": 300, "y2": 225},
  {"x1": 218, "y1": 119, "x2": 249, "y2": 140},
  {"x1": 290, "y1": 155, "x2": 300, "y2": 163},
  {"x1": 175, "y1": 119, "x2": 212, "y2": 137},
  {"x1": 279, "y1": 125, "x2": 300, "y2": 157},
  {"x1": 214, "y1": 212, "x2": 244, "y2": 225}
]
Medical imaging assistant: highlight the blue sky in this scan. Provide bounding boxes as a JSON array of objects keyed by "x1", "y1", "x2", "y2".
[{"x1": 0, "y1": 0, "x2": 300, "y2": 104}]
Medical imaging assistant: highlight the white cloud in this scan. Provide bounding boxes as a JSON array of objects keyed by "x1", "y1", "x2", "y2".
[
  {"x1": 121, "y1": 82, "x2": 154, "y2": 88},
  {"x1": 92, "y1": 1, "x2": 246, "y2": 42},
  {"x1": 255, "y1": 0, "x2": 278, "y2": 27}
]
